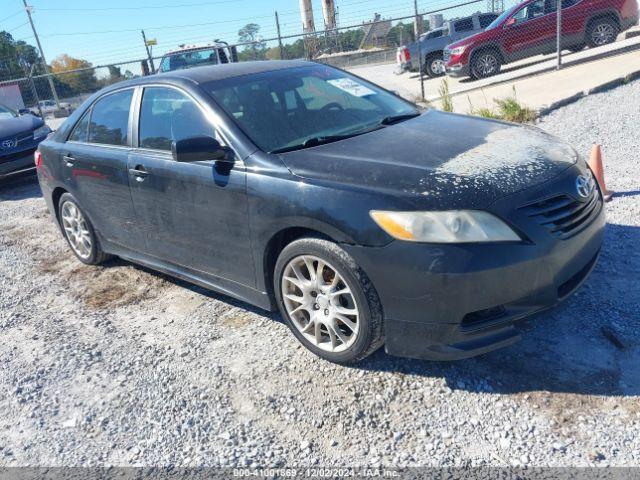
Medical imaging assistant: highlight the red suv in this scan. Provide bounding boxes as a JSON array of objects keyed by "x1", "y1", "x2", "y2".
[{"x1": 444, "y1": 0, "x2": 639, "y2": 79}]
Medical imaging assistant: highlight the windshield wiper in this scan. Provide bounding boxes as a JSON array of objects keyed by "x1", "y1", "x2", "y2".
[
  {"x1": 379, "y1": 112, "x2": 421, "y2": 125},
  {"x1": 270, "y1": 125, "x2": 385, "y2": 154},
  {"x1": 270, "y1": 135, "x2": 351, "y2": 154}
]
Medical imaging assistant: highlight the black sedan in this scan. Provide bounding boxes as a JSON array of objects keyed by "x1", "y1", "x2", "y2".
[
  {"x1": 0, "y1": 103, "x2": 51, "y2": 178},
  {"x1": 36, "y1": 61, "x2": 604, "y2": 363}
]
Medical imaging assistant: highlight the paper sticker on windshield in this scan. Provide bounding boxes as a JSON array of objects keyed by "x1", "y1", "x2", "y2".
[{"x1": 328, "y1": 78, "x2": 376, "y2": 97}]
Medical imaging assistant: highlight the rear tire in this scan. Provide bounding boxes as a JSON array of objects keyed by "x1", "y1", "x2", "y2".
[
  {"x1": 424, "y1": 53, "x2": 446, "y2": 78},
  {"x1": 470, "y1": 50, "x2": 502, "y2": 79},
  {"x1": 58, "y1": 193, "x2": 110, "y2": 265},
  {"x1": 586, "y1": 18, "x2": 619, "y2": 48},
  {"x1": 274, "y1": 237, "x2": 384, "y2": 364}
]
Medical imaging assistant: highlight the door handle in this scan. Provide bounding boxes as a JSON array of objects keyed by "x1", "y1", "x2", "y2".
[
  {"x1": 63, "y1": 155, "x2": 75, "y2": 167},
  {"x1": 129, "y1": 165, "x2": 149, "y2": 182}
]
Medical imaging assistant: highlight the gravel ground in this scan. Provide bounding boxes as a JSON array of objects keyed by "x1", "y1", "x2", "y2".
[{"x1": 1, "y1": 81, "x2": 639, "y2": 469}]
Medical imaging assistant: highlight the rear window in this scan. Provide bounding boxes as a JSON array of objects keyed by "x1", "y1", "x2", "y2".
[
  {"x1": 160, "y1": 48, "x2": 220, "y2": 72},
  {"x1": 479, "y1": 14, "x2": 498, "y2": 28},
  {"x1": 454, "y1": 18, "x2": 475, "y2": 32},
  {"x1": 88, "y1": 89, "x2": 133, "y2": 146}
]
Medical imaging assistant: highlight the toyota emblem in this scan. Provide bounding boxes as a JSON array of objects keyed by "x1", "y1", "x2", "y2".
[
  {"x1": 1, "y1": 139, "x2": 16, "y2": 149},
  {"x1": 575, "y1": 173, "x2": 595, "y2": 199}
]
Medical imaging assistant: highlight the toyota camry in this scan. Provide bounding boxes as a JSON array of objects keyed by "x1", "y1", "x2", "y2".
[{"x1": 36, "y1": 61, "x2": 604, "y2": 363}]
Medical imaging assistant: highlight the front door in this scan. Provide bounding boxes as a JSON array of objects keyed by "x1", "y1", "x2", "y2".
[
  {"x1": 502, "y1": 0, "x2": 558, "y2": 61},
  {"x1": 127, "y1": 85, "x2": 255, "y2": 287},
  {"x1": 61, "y1": 88, "x2": 140, "y2": 248}
]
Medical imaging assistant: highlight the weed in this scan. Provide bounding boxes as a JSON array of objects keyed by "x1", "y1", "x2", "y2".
[{"x1": 439, "y1": 78, "x2": 454, "y2": 112}]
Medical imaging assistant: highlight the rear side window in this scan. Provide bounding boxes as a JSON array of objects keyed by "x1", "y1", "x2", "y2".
[
  {"x1": 88, "y1": 90, "x2": 133, "y2": 146},
  {"x1": 479, "y1": 14, "x2": 498, "y2": 28},
  {"x1": 69, "y1": 110, "x2": 90, "y2": 142},
  {"x1": 138, "y1": 87, "x2": 213, "y2": 151},
  {"x1": 454, "y1": 18, "x2": 475, "y2": 32}
]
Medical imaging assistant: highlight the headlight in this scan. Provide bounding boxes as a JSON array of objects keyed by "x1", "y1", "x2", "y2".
[
  {"x1": 449, "y1": 45, "x2": 468, "y2": 55},
  {"x1": 370, "y1": 210, "x2": 520, "y2": 243},
  {"x1": 33, "y1": 125, "x2": 51, "y2": 138}
]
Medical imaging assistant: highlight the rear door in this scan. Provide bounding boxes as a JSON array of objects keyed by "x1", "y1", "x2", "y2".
[
  {"x1": 127, "y1": 85, "x2": 255, "y2": 286},
  {"x1": 61, "y1": 88, "x2": 140, "y2": 248}
]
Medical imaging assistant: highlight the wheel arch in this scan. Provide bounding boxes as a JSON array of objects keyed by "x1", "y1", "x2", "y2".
[
  {"x1": 470, "y1": 44, "x2": 505, "y2": 65},
  {"x1": 585, "y1": 11, "x2": 622, "y2": 34},
  {"x1": 51, "y1": 186, "x2": 68, "y2": 225},
  {"x1": 261, "y1": 226, "x2": 341, "y2": 303}
]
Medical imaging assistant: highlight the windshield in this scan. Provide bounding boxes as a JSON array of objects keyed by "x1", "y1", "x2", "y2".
[
  {"x1": 0, "y1": 104, "x2": 17, "y2": 119},
  {"x1": 160, "y1": 47, "x2": 220, "y2": 72},
  {"x1": 485, "y1": 4, "x2": 519, "y2": 30},
  {"x1": 205, "y1": 65, "x2": 419, "y2": 153}
]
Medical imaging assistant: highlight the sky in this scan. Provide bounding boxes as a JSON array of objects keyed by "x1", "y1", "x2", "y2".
[{"x1": 1, "y1": 0, "x2": 489, "y2": 70}]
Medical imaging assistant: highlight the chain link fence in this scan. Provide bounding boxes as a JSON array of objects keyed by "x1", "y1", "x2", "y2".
[{"x1": 0, "y1": 0, "x2": 638, "y2": 128}]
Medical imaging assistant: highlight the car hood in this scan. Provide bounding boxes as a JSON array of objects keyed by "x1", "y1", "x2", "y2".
[
  {"x1": 278, "y1": 110, "x2": 578, "y2": 209},
  {"x1": 0, "y1": 114, "x2": 43, "y2": 138},
  {"x1": 447, "y1": 29, "x2": 491, "y2": 49}
]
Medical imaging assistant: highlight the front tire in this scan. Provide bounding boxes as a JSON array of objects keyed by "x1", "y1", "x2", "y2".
[
  {"x1": 274, "y1": 238, "x2": 384, "y2": 364},
  {"x1": 58, "y1": 193, "x2": 110, "y2": 265},
  {"x1": 470, "y1": 50, "x2": 502, "y2": 79}
]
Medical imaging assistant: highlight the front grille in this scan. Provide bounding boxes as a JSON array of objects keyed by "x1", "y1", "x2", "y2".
[
  {"x1": 519, "y1": 190, "x2": 602, "y2": 240},
  {"x1": 443, "y1": 50, "x2": 451, "y2": 62},
  {"x1": 0, "y1": 146, "x2": 37, "y2": 163}
]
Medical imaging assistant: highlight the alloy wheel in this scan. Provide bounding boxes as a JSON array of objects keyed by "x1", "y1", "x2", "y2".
[
  {"x1": 61, "y1": 201, "x2": 92, "y2": 260},
  {"x1": 591, "y1": 23, "x2": 615, "y2": 45},
  {"x1": 281, "y1": 255, "x2": 360, "y2": 353},
  {"x1": 476, "y1": 53, "x2": 498, "y2": 77}
]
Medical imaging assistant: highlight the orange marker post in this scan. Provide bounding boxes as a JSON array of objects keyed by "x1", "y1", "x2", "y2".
[{"x1": 588, "y1": 144, "x2": 613, "y2": 202}]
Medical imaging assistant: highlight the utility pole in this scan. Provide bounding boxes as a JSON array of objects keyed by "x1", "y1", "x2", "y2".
[
  {"x1": 22, "y1": 0, "x2": 60, "y2": 109},
  {"x1": 414, "y1": 0, "x2": 425, "y2": 101},
  {"x1": 275, "y1": 11, "x2": 284, "y2": 60},
  {"x1": 141, "y1": 30, "x2": 156, "y2": 74},
  {"x1": 556, "y1": 0, "x2": 562, "y2": 70}
]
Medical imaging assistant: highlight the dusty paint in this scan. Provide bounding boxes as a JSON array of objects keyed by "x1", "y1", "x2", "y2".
[{"x1": 436, "y1": 126, "x2": 576, "y2": 183}]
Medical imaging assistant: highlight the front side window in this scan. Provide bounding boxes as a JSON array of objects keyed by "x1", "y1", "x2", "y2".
[
  {"x1": 138, "y1": 87, "x2": 213, "y2": 151},
  {"x1": 205, "y1": 64, "x2": 419, "y2": 154},
  {"x1": 513, "y1": 0, "x2": 546, "y2": 23},
  {"x1": 454, "y1": 18, "x2": 475, "y2": 32},
  {"x1": 88, "y1": 89, "x2": 133, "y2": 146}
]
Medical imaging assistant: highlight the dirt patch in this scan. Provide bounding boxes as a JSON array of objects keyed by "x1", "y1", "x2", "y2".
[{"x1": 220, "y1": 312, "x2": 254, "y2": 329}]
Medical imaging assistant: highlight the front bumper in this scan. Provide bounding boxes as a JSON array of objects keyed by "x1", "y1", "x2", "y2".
[
  {"x1": 343, "y1": 167, "x2": 606, "y2": 361},
  {"x1": 445, "y1": 62, "x2": 470, "y2": 78},
  {"x1": 0, "y1": 147, "x2": 37, "y2": 177}
]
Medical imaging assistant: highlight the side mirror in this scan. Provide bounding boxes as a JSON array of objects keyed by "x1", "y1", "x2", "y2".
[
  {"x1": 504, "y1": 17, "x2": 517, "y2": 28},
  {"x1": 18, "y1": 108, "x2": 32, "y2": 116},
  {"x1": 171, "y1": 136, "x2": 233, "y2": 163}
]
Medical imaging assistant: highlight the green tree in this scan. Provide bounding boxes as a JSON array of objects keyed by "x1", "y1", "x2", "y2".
[
  {"x1": 237, "y1": 23, "x2": 267, "y2": 60},
  {"x1": 0, "y1": 31, "x2": 43, "y2": 79},
  {"x1": 50, "y1": 54, "x2": 98, "y2": 96}
]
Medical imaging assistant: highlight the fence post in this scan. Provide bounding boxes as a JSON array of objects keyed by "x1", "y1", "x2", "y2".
[
  {"x1": 556, "y1": 0, "x2": 562, "y2": 69},
  {"x1": 275, "y1": 11, "x2": 285, "y2": 60},
  {"x1": 414, "y1": 0, "x2": 426, "y2": 101},
  {"x1": 26, "y1": 64, "x2": 43, "y2": 118}
]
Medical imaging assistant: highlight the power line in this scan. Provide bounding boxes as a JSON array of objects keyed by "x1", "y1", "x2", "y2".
[
  {"x1": 32, "y1": 0, "x2": 244, "y2": 12},
  {"x1": 0, "y1": 10, "x2": 23, "y2": 24}
]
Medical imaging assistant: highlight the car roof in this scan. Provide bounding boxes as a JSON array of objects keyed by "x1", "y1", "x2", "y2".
[{"x1": 101, "y1": 60, "x2": 315, "y2": 94}]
